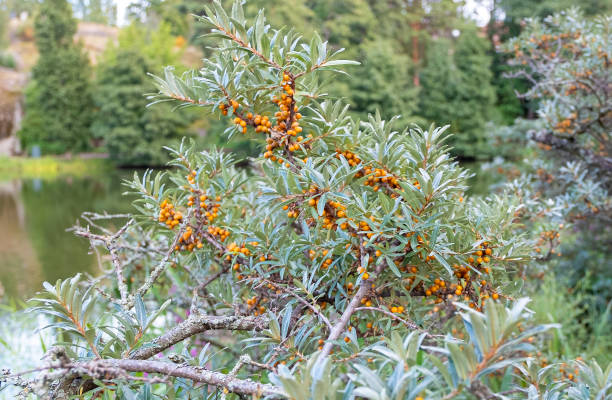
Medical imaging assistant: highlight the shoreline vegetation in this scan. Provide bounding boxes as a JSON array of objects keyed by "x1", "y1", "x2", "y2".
[{"x1": 0, "y1": 155, "x2": 112, "y2": 181}]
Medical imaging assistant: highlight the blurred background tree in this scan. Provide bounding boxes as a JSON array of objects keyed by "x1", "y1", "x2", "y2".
[
  {"x1": 4, "y1": 0, "x2": 612, "y2": 161},
  {"x1": 18, "y1": 0, "x2": 94, "y2": 154},
  {"x1": 92, "y1": 22, "x2": 193, "y2": 166}
]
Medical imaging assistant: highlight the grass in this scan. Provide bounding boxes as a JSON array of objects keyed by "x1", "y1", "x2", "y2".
[{"x1": 0, "y1": 156, "x2": 113, "y2": 181}]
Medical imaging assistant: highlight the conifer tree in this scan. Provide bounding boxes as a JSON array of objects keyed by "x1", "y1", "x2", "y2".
[
  {"x1": 420, "y1": 30, "x2": 495, "y2": 158},
  {"x1": 451, "y1": 28, "x2": 495, "y2": 157},
  {"x1": 19, "y1": 0, "x2": 94, "y2": 154},
  {"x1": 92, "y1": 48, "x2": 189, "y2": 166},
  {"x1": 347, "y1": 39, "x2": 421, "y2": 124},
  {"x1": 93, "y1": 23, "x2": 191, "y2": 166}
]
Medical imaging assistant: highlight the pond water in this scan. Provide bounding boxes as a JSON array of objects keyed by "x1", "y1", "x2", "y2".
[{"x1": 0, "y1": 172, "x2": 135, "y2": 302}]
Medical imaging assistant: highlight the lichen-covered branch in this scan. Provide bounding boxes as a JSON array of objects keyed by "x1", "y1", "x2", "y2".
[
  {"x1": 130, "y1": 314, "x2": 269, "y2": 360},
  {"x1": 69, "y1": 359, "x2": 285, "y2": 397}
]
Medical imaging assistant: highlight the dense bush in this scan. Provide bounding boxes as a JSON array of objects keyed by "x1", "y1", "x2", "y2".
[
  {"x1": 480, "y1": 7, "x2": 612, "y2": 364},
  {"x1": 4, "y1": 3, "x2": 611, "y2": 399},
  {"x1": 502, "y1": 9, "x2": 612, "y2": 301}
]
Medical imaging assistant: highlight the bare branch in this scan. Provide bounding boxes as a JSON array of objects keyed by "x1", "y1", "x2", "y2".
[
  {"x1": 51, "y1": 359, "x2": 285, "y2": 398},
  {"x1": 319, "y1": 279, "x2": 371, "y2": 359},
  {"x1": 130, "y1": 314, "x2": 269, "y2": 360}
]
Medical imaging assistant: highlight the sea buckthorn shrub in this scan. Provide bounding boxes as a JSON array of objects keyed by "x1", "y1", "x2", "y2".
[
  {"x1": 498, "y1": 10, "x2": 612, "y2": 302},
  {"x1": 12, "y1": 3, "x2": 612, "y2": 399},
  {"x1": 473, "y1": 8, "x2": 612, "y2": 370},
  {"x1": 502, "y1": 9, "x2": 611, "y2": 225}
]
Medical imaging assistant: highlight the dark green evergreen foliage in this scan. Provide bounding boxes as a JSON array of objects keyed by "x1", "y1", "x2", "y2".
[
  {"x1": 346, "y1": 39, "x2": 421, "y2": 125},
  {"x1": 419, "y1": 39, "x2": 459, "y2": 134},
  {"x1": 93, "y1": 49, "x2": 189, "y2": 166},
  {"x1": 18, "y1": 0, "x2": 93, "y2": 154},
  {"x1": 420, "y1": 30, "x2": 495, "y2": 158},
  {"x1": 452, "y1": 29, "x2": 495, "y2": 157}
]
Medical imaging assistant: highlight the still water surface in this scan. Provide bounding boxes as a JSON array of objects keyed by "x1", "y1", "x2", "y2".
[
  {"x1": 0, "y1": 172, "x2": 135, "y2": 302},
  {"x1": 0, "y1": 172, "x2": 138, "y2": 397}
]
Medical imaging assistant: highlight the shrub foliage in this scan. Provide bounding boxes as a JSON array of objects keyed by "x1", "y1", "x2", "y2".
[{"x1": 5, "y1": 3, "x2": 611, "y2": 399}]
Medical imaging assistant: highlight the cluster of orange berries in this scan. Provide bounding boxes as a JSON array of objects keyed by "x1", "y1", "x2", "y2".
[
  {"x1": 310, "y1": 197, "x2": 347, "y2": 230},
  {"x1": 272, "y1": 74, "x2": 301, "y2": 125},
  {"x1": 389, "y1": 305, "x2": 405, "y2": 314},
  {"x1": 226, "y1": 242, "x2": 251, "y2": 257},
  {"x1": 252, "y1": 113, "x2": 272, "y2": 133},
  {"x1": 360, "y1": 297, "x2": 373, "y2": 307},
  {"x1": 424, "y1": 277, "x2": 448, "y2": 297},
  {"x1": 535, "y1": 229, "x2": 561, "y2": 255},
  {"x1": 357, "y1": 166, "x2": 401, "y2": 194},
  {"x1": 158, "y1": 199, "x2": 182, "y2": 229},
  {"x1": 356, "y1": 266, "x2": 370, "y2": 281},
  {"x1": 233, "y1": 116, "x2": 249, "y2": 134},
  {"x1": 262, "y1": 73, "x2": 305, "y2": 160},
  {"x1": 263, "y1": 138, "x2": 291, "y2": 168},
  {"x1": 176, "y1": 226, "x2": 204, "y2": 252},
  {"x1": 207, "y1": 226, "x2": 230, "y2": 241},
  {"x1": 288, "y1": 185, "x2": 348, "y2": 229},
  {"x1": 272, "y1": 74, "x2": 297, "y2": 117},
  {"x1": 401, "y1": 265, "x2": 419, "y2": 288},
  {"x1": 572, "y1": 69, "x2": 594, "y2": 80},
  {"x1": 516, "y1": 31, "x2": 582, "y2": 65},
  {"x1": 188, "y1": 193, "x2": 222, "y2": 224},
  {"x1": 335, "y1": 149, "x2": 362, "y2": 167},
  {"x1": 259, "y1": 281, "x2": 283, "y2": 296},
  {"x1": 467, "y1": 244, "x2": 493, "y2": 270},
  {"x1": 285, "y1": 207, "x2": 299, "y2": 218},
  {"x1": 536, "y1": 167, "x2": 554, "y2": 183},
  {"x1": 277, "y1": 112, "x2": 303, "y2": 137},
  {"x1": 554, "y1": 112, "x2": 577, "y2": 133},
  {"x1": 287, "y1": 134, "x2": 309, "y2": 152},
  {"x1": 407, "y1": 243, "x2": 499, "y2": 309},
  {"x1": 186, "y1": 169, "x2": 198, "y2": 185},
  {"x1": 359, "y1": 218, "x2": 374, "y2": 238},
  {"x1": 218, "y1": 102, "x2": 232, "y2": 116},
  {"x1": 308, "y1": 249, "x2": 334, "y2": 269},
  {"x1": 232, "y1": 113, "x2": 272, "y2": 135},
  {"x1": 565, "y1": 83, "x2": 584, "y2": 96},
  {"x1": 245, "y1": 295, "x2": 267, "y2": 316},
  {"x1": 530, "y1": 32, "x2": 580, "y2": 49},
  {"x1": 558, "y1": 362, "x2": 580, "y2": 382}
]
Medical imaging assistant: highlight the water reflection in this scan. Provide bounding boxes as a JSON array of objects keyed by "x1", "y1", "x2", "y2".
[{"x1": 0, "y1": 173, "x2": 134, "y2": 301}]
